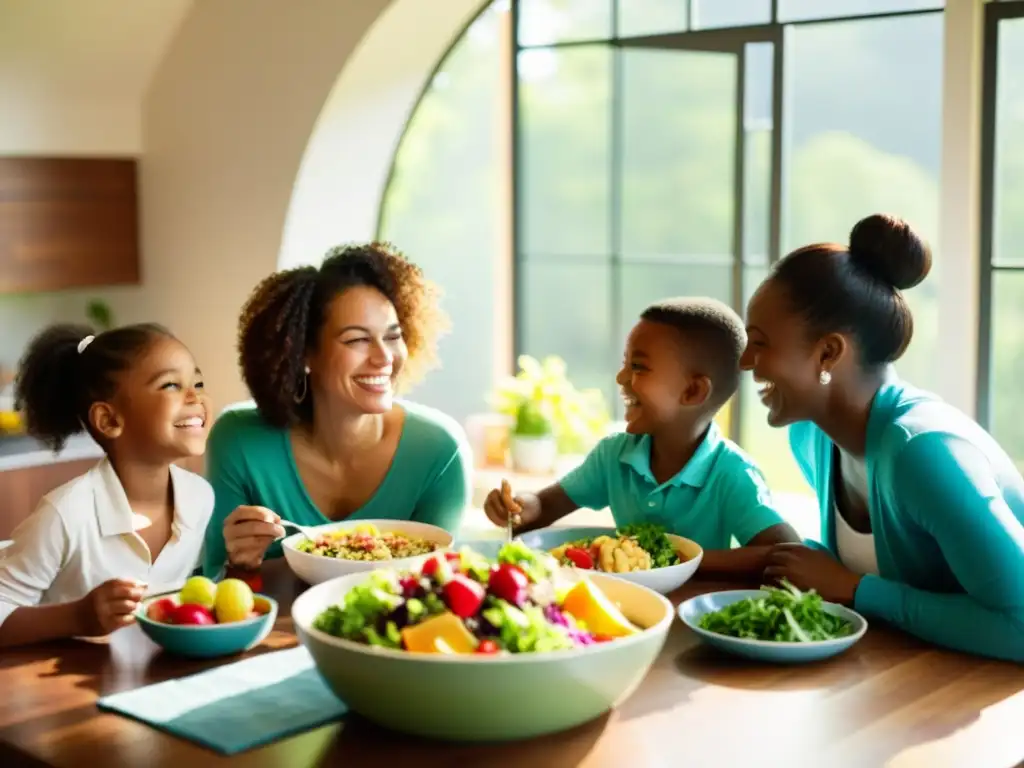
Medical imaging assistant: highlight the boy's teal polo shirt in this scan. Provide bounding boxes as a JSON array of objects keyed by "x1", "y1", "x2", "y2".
[{"x1": 559, "y1": 423, "x2": 785, "y2": 550}]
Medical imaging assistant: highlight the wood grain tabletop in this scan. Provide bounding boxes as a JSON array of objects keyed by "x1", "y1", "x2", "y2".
[{"x1": 1, "y1": 559, "x2": 1022, "y2": 768}]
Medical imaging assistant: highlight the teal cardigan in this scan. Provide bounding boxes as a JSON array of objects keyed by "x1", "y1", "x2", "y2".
[{"x1": 789, "y1": 370, "x2": 1024, "y2": 662}]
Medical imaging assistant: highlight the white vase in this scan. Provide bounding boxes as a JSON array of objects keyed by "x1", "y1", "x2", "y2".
[{"x1": 510, "y1": 435, "x2": 558, "y2": 475}]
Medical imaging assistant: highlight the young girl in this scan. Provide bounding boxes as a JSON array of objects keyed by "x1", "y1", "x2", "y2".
[{"x1": 0, "y1": 323, "x2": 213, "y2": 648}]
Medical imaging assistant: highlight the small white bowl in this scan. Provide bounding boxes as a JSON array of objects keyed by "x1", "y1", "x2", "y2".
[
  {"x1": 619, "y1": 534, "x2": 703, "y2": 594},
  {"x1": 516, "y1": 527, "x2": 704, "y2": 595},
  {"x1": 281, "y1": 519, "x2": 454, "y2": 585}
]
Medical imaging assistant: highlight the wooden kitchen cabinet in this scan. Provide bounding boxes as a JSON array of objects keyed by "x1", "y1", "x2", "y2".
[
  {"x1": 0, "y1": 459, "x2": 98, "y2": 539},
  {"x1": 0, "y1": 456, "x2": 205, "y2": 540},
  {"x1": 0, "y1": 158, "x2": 140, "y2": 294}
]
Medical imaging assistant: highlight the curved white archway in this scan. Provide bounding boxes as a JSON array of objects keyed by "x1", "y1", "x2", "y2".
[
  {"x1": 131, "y1": 0, "x2": 483, "y2": 406},
  {"x1": 279, "y1": 0, "x2": 485, "y2": 269}
]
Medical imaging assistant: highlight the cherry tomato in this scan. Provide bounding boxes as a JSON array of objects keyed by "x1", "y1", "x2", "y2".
[
  {"x1": 563, "y1": 547, "x2": 594, "y2": 569},
  {"x1": 420, "y1": 554, "x2": 443, "y2": 578},
  {"x1": 443, "y1": 574, "x2": 486, "y2": 618},
  {"x1": 476, "y1": 638, "x2": 501, "y2": 654}
]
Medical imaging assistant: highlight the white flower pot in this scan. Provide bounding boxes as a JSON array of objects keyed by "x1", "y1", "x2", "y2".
[{"x1": 510, "y1": 435, "x2": 558, "y2": 475}]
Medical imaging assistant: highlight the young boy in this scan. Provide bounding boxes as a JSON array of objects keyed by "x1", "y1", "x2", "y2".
[{"x1": 484, "y1": 297, "x2": 799, "y2": 578}]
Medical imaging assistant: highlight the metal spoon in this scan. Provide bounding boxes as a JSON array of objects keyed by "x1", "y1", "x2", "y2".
[{"x1": 279, "y1": 520, "x2": 318, "y2": 542}]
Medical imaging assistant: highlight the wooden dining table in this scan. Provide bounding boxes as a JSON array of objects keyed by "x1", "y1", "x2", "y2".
[{"x1": 2, "y1": 558, "x2": 1023, "y2": 768}]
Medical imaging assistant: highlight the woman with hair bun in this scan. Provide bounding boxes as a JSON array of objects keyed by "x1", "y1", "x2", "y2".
[
  {"x1": 202, "y1": 242, "x2": 471, "y2": 579},
  {"x1": 742, "y1": 213, "x2": 1024, "y2": 662}
]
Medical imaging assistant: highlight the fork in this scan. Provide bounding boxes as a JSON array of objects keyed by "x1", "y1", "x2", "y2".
[{"x1": 501, "y1": 479, "x2": 523, "y2": 542}]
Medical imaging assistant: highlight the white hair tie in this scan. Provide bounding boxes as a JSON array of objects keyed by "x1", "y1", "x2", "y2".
[{"x1": 77, "y1": 335, "x2": 95, "y2": 354}]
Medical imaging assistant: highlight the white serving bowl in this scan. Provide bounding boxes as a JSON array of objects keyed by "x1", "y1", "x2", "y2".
[
  {"x1": 516, "y1": 526, "x2": 704, "y2": 595},
  {"x1": 291, "y1": 567, "x2": 673, "y2": 741},
  {"x1": 281, "y1": 519, "x2": 454, "y2": 585}
]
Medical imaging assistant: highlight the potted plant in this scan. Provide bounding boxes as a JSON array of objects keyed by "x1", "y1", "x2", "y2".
[
  {"x1": 489, "y1": 355, "x2": 610, "y2": 470},
  {"x1": 86, "y1": 299, "x2": 114, "y2": 332},
  {"x1": 509, "y1": 399, "x2": 557, "y2": 474}
]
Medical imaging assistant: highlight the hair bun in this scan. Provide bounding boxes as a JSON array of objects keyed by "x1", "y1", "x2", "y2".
[{"x1": 848, "y1": 213, "x2": 931, "y2": 291}]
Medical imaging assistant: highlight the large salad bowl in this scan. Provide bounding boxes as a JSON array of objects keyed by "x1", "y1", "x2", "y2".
[{"x1": 291, "y1": 550, "x2": 673, "y2": 742}]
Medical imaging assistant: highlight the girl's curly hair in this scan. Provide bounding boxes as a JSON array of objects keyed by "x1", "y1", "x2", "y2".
[{"x1": 237, "y1": 242, "x2": 448, "y2": 428}]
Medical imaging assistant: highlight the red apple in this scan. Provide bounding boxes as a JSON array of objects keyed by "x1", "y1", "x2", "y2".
[
  {"x1": 172, "y1": 603, "x2": 216, "y2": 626},
  {"x1": 225, "y1": 566, "x2": 263, "y2": 594},
  {"x1": 146, "y1": 597, "x2": 178, "y2": 624}
]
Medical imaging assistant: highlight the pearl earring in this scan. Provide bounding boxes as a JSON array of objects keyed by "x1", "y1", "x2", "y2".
[{"x1": 819, "y1": 370, "x2": 832, "y2": 386}]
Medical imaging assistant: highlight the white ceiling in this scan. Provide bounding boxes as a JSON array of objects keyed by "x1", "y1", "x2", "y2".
[{"x1": 0, "y1": 0, "x2": 193, "y2": 101}]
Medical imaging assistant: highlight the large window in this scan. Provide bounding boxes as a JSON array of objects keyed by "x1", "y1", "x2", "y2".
[
  {"x1": 745, "y1": 11, "x2": 942, "y2": 494},
  {"x1": 981, "y1": 2, "x2": 1024, "y2": 472},
  {"x1": 377, "y1": 5, "x2": 505, "y2": 424},
  {"x1": 378, "y1": 0, "x2": 947, "y2": 527},
  {"x1": 514, "y1": 1, "x2": 944, "y2": 504}
]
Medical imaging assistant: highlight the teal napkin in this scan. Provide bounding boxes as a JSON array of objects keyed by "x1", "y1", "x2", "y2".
[{"x1": 97, "y1": 646, "x2": 348, "y2": 754}]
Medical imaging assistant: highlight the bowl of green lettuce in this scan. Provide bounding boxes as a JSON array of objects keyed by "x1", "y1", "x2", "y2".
[
  {"x1": 290, "y1": 542, "x2": 673, "y2": 741},
  {"x1": 677, "y1": 582, "x2": 868, "y2": 663}
]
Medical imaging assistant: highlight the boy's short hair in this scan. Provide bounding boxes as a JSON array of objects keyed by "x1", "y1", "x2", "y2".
[{"x1": 640, "y1": 297, "x2": 747, "y2": 409}]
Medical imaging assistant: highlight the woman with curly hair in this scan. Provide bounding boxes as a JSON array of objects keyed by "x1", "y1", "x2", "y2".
[{"x1": 201, "y1": 242, "x2": 471, "y2": 578}]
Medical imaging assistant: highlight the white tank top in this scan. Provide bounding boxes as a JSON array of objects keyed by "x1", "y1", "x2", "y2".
[{"x1": 834, "y1": 449, "x2": 880, "y2": 576}]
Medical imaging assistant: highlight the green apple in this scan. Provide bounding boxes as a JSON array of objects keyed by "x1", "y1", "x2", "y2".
[{"x1": 179, "y1": 576, "x2": 217, "y2": 609}]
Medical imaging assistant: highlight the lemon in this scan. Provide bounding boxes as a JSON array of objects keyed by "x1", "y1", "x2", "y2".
[
  {"x1": 560, "y1": 578, "x2": 641, "y2": 638},
  {"x1": 352, "y1": 523, "x2": 380, "y2": 536},
  {"x1": 0, "y1": 411, "x2": 22, "y2": 432},
  {"x1": 179, "y1": 576, "x2": 217, "y2": 608},
  {"x1": 214, "y1": 578, "x2": 255, "y2": 623}
]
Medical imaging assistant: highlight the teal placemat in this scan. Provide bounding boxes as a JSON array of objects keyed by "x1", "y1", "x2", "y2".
[{"x1": 97, "y1": 646, "x2": 347, "y2": 755}]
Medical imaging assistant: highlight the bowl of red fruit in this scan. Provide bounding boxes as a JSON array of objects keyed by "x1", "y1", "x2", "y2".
[
  {"x1": 291, "y1": 542, "x2": 673, "y2": 741},
  {"x1": 135, "y1": 576, "x2": 278, "y2": 659}
]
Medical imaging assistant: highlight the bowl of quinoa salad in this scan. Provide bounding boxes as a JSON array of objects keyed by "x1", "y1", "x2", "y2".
[{"x1": 282, "y1": 520, "x2": 454, "y2": 585}]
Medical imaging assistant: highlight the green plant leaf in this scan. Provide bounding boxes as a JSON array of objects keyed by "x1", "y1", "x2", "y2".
[{"x1": 488, "y1": 354, "x2": 610, "y2": 453}]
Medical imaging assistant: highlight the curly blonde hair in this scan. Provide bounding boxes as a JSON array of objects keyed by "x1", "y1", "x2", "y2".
[{"x1": 237, "y1": 242, "x2": 448, "y2": 428}]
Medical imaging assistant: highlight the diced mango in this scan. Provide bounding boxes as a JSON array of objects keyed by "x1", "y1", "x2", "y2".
[
  {"x1": 560, "y1": 578, "x2": 641, "y2": 638},
  {"x1": 400, "y1": 612, "x2": 478, "y2": 654}
]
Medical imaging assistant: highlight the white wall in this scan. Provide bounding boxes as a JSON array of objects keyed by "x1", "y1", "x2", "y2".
[
  {"x1": 126, "y1": 0, "x2": 484, "y2": 411},
  {"x1": 0, "y1": 0, "x2": 490, "y2": 418},
  {"x1": 0, "y1": 99, "x2": 141, "y2": 370},
  {"x1": 0, "y1": 0, "x2": 192, "y2": 371}
]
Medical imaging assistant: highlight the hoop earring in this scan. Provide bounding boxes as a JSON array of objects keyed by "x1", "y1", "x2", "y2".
[
  {"x1": 819, "y1": 370, "x2": 832, "y2": 386},
  {"x1": 294, "y1": 366, "x2": 310, "y2": 403}
]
